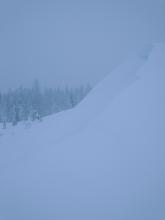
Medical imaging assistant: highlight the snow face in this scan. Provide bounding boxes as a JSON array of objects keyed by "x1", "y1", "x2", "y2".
[{"x1": 0, "y1": 44, "x2": 165, "y2": 220}]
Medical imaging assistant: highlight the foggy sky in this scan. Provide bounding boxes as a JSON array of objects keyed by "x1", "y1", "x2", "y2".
[{"x1": 0, "y1": 0, "x2": 165, "y2": 91}]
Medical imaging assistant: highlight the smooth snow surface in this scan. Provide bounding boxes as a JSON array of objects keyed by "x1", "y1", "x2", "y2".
[{"x1": 0, "y1": 44, "x2": 165, "y2": 220}]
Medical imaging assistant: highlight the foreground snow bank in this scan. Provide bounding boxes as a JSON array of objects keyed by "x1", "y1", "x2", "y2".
[{"x1": 0, "y1": 44, "x2": 165, "y2": 220}]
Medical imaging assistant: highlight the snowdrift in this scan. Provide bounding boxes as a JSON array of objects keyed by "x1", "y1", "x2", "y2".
[{"x1": 0, "y1": 44, "x2": 165, "y2": 220}]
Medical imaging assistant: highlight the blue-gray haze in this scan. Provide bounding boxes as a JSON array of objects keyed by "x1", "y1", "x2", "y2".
[{"x1": 0, "y1": 0, "x2": 165, "y2": 91}]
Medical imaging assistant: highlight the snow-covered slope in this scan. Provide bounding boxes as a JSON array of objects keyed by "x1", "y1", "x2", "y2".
[
  {"x1": 0, "y1": 44, "x2": 165, "y2": 220},
  {"x1": 0, "y1": 50, "x2": 146, "y2": 168}
]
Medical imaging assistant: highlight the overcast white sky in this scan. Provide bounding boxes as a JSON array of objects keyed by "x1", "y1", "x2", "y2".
[{"x1": 0, "y1": 0, "x2": 165, "y2": 91}]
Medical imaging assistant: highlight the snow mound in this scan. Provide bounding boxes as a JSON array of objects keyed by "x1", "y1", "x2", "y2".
[{"x1": 0, "y1": 43, "x2": 165, "y2": 220}]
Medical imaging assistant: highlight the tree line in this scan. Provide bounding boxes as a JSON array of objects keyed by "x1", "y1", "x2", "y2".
[{"x1": 0, "y1": 80, "x2": 91, "y2": 127}]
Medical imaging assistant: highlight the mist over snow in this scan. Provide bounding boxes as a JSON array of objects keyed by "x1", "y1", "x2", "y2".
[
  {"x1": 0, "y1": 0, "x2": 165, "y2": 91},
  {"x1": 0, "y1": 43, "x2": 165, "y2": 220}
]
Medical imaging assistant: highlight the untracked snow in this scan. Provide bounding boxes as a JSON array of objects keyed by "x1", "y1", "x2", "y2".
[{"x1": 0, "y1": 44, "x2": 165, "y2": 220}]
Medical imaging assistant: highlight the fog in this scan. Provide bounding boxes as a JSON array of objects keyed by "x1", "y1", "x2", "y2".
[{"x1": 0, "y1": 0, "x2": 165, "y2": 91}]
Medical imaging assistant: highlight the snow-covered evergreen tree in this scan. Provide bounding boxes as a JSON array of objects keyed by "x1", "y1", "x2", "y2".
[{"x1": 0, "y1": 80, "x2": 91, "y2": 127}]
